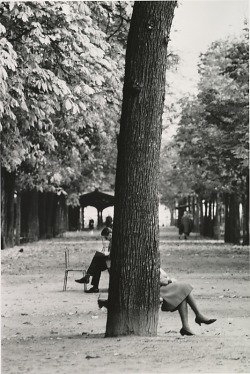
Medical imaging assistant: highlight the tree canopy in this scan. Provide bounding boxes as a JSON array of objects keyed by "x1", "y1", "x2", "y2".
[
  {"x1": 160, "y1": 27, "x2": 249, "y2": 206},
  {"x1": 0, "y1": 1, "x2": 132, "y2": 198}
]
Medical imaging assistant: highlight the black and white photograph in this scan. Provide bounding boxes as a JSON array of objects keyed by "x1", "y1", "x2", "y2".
[{"x1": 1, "y1": 1, "x2": 249, "y2": 373}]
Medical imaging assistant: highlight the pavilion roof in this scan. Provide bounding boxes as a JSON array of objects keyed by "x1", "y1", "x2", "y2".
[{"x1": 79, "y1": 189, "x2": 114, "y2": 211}]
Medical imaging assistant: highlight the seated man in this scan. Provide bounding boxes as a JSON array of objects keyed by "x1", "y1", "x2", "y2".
[{"x1": 75, "y1": 227, "x2": 112, "y2": 293}]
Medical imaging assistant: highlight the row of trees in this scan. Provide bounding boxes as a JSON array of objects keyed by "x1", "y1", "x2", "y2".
[
  {"x1": 160, "y1": 26, "x2": 249, "y2": 244},
  {"x1": 1, "y1": 1, "x2": 132, "y2": 248},
  {"x1": 1, "y1": 1, "x2": 247, "y2": 339},
  {"x1": 1, "y1": 1, "x2": 179, "y2": 249}
]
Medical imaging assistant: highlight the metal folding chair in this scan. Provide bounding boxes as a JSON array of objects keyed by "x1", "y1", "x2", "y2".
[{"x1": 63, "y1": 248, "x2": 87, "y2": 291}]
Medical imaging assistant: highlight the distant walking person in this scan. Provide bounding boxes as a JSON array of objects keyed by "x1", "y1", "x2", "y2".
[{"x1": 179, "y1": 211, "x2": 193, "y2": 239}]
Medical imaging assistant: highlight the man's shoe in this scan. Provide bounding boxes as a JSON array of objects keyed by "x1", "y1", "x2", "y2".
[
  {"x1": 98, "y1": 299, "x2": 108, "y2": 308},
  {"x1": 85, "y1": 287, "x2": 99, "y2": 293},
  {"x1": 75, "y1": 274, "x2": 90, "y2": 284}
]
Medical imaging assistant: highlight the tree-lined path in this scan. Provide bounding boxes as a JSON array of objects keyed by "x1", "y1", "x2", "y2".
[
  {"x1": 1, "y1": 227, "x2": 249, "y2": 373},
  {"x1": 1, "y1": 1, "x2": 249, "y2": 372}
]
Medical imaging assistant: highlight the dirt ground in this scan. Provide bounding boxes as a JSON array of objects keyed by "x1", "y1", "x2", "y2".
[{"x1": 1, "y1": 227, "x2": 250, "y2": 374}]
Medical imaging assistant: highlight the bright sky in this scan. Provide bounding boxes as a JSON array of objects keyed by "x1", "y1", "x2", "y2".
[{"x1": 168, "y1": 0, "x2": 249, "y2": 95}]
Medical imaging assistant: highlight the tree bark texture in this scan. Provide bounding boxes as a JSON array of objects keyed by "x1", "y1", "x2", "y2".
[
  {"x1": 106, "y1": 1, "x2": 177, "y2": 337},
  {"x1": 1, "y1": 168, "x2": 15, "y2": 249}
]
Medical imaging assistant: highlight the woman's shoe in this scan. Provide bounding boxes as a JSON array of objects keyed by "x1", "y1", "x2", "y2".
[
  {"x1": 180, "y1": 328, "x2": 195, "y2": 336},
  {"x1": 195, "y1": 317, "x2": 217, "y2": 326}
]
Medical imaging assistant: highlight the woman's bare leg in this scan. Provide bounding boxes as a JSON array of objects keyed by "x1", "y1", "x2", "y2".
[
  {"x1": 186, "y1": 293, "x2": 210, "y2": 321},
  {"x1": 178, "y1": 299, "x2": 194, "y2": 333}
]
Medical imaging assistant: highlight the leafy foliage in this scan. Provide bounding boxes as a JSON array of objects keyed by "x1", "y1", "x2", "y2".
[
  {"x1": 0, "y1": 1, "x2": 132, "y2": 196},
  {"x1": 160, "y1": 28, "x2": 249, "y2": 206}
]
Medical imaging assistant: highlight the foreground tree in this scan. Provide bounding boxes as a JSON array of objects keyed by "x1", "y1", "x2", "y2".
[{"x1": 106, "y1": 1, "x2": 177, "y2": 337}]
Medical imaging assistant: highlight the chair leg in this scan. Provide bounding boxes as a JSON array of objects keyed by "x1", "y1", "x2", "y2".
[{"x1": 63, "y1": 271, "x2": 68, "y2": 291}]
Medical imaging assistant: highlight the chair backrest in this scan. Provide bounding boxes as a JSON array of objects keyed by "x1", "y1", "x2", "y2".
[{"x1": 65, "y1": 248, "x2": 70, "y2": 269}]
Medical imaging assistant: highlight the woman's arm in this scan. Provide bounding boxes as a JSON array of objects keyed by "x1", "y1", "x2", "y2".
[{"x1": 160, "y1": 268, "x2": 172, "y2": 285}]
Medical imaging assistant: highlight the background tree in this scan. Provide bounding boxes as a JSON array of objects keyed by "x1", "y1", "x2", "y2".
[
  {"x1": 159, "y1": 28, "x2": 249, "y2": 244},
  {"x1": 0, "y1": 1, "x2": 132, "y2": 247},
  {"x1": 106, "y1": 1, "x2": 177, "y2": 337}
]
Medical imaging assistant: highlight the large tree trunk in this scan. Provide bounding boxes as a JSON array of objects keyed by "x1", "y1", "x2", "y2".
[
  {"x1": 106, "y1": 1, "x2": 177, "y2": 337},
  {"x1": 1, "y1": 168, "x2": 15, "y2": 249}
]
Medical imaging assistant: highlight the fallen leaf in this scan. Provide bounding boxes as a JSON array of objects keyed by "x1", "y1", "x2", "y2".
[{"x1": 85, "y1": 355, "x2": 100, "y2": 359}]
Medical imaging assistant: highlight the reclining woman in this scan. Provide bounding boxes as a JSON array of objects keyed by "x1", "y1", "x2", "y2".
[{"x1": 98, "y1": 268, "x2": 216, "y2": 336}]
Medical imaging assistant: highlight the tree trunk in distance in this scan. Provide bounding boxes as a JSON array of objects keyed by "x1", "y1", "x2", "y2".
[
  {"x1": 27, "y1": 190, "x2": 39, "y2": 242},
  {"x1": 20, "y1": 191, "x2": 29, "y2": 241},
  {"x1": 170, "y1": 206, "x2": 175, "y2": 226},
  {"x1": 1, "y1": 168, "x2": 15, "y2": 249},
  {"x1": 225, "y1": 193, "x2": 241, "y2": 244},
  {"x1": 213, "y1": 193, "x2": 221, "y2": 240},
  {"x1": 105, "y1": 1, "x2": 177, "y2": 337},
  {"x1": 199, "y1": 196, "x2": 204, "y2": 236},
  {"x1": 242, "y1": 176, "x2": 249, "y2": 245},
  {"x1": 15, "y1": 193, "x2": 21, "y2": 246},
  {"x1": 193, "y1": 195, "x2": 199, "y2": 233},
  {"x1": 38, "y1": 192, "x2": 47, "y2": 239},
  {"x1": 224, "y1": 193, "x2": 230, "y2": 242}
]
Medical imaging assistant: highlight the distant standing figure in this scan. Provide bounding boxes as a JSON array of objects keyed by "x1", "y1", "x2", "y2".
[
  {"x1": 179, "y1": 211, "x2": 192, "y2": 239},
  {"x1": 89, "y1": 219, "x2": 94, "y2": 230},
  {"x1": 104, "y1": 215, "x2": 113, "y2": 229}
]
